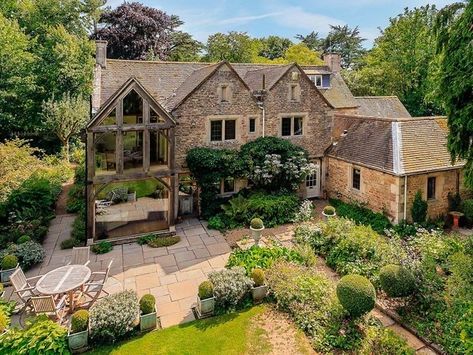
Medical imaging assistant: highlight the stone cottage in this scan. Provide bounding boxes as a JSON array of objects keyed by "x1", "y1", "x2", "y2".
[{"x1": 87, "y1": 41, "x2": 465, "y2": 240}]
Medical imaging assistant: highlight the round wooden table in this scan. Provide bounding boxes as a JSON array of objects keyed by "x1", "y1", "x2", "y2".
[{"x1": 36, "y1": 265, "x2": 91, "y2": 312}]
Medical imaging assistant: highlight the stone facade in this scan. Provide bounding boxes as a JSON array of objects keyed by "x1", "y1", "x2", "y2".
[{"x1": 326, "y1": 157, "x2": 401, "y2": 221}]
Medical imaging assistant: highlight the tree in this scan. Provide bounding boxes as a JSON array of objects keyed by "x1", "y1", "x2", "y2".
[
  {"x1": 81, "y1": 0, "x2": 107, "y2": 34},
  {"x1": 95, "y1": 2, "x2": 196, "y2": 60},
  {"x1": 344, "y1": 5, "x2": 442, "y2": 116},
  {"x1": 42, "y1": 93, "x2": 89, "y2": 161},
  {"x1": 435, "y1": 1, "x2": 473, "y2": 187},
  {"x1": 411, "y1": 190, "x2": 428, "y2": 223},
  {"x1": 281, "y1": 44, "x2": 324, "y2": 65},
  {"x1": 203, "y1": 31, "x2": 259, "y2": 62},
  {"x1": 295, "y1": 31, "x2": 323, "y2": 51},
  {"x1": 321, "y1": 25, "x2": 366, "y2": 69},
  {"x1": 168, "y1": 31, "x2": 203, "y2": 61},
  {"x1": 258, "y1": 36, "x2": 293, "y2": 60}
]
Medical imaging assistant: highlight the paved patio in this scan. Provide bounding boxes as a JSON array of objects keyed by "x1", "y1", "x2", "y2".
[{"x1": 5, "y1": 215, "x2": 231, "y2": 328}]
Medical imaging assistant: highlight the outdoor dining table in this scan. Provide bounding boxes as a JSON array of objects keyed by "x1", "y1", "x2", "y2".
[{"x1": 36, "y1": 265, "x2": 91, "y2": 313}]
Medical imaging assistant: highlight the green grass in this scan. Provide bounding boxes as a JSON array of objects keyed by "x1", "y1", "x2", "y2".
[
  {"x1": 87, "y1": 306, "x2": 266, "y2": 355},
  {"x1": 97, "y1": 179, "x2": 164, "y2": 199}
]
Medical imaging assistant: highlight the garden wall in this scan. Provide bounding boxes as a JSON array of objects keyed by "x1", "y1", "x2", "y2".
[{"x1": 326, "y1": 157, "x2": 402, "y2": 221}]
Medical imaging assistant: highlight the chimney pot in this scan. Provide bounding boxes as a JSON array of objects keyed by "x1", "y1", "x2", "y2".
[
  {"x1": 323, "y1": 53, "x2": 341, "y2": 73},
  {"x1": 95, "y1": 40, "x2": 108, "y2": 68}
]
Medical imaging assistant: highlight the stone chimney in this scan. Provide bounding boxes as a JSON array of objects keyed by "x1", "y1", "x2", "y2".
[
  {"x1": 95, "y1": 40, "x2": 107, "y2": 68},
  {"x1": 323, "y1": 53, "x2": 341, "y2": 73}
]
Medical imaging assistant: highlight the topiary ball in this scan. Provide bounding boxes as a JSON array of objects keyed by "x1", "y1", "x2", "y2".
[
  {"x1": 250, "y1": 218, "x2": 264, "y2": 229},
  {"x1": 380, "y1": 264, "x2": 416, "y2": 298},
  {"x1": 139, "y1": 294, "x2": 156, "y2": 315},
  {"x1": 337, "y1": 274, "x2": 376, "y2": 318},
  {"x1": 323, "y1": 205, "x2": 336, "y2": 216},
  {"x1": 251, "y1": 268, "x2": 265, "y2": 287},
  {"x1": 71, "y1": 310, "x2": 89, "y2": 334},
  {"x1": 1, "y1": 254, "x2": 18, "y2": 270},
  {"x1": 198, "y1": 281, "x2": 214, "y2": 300}
]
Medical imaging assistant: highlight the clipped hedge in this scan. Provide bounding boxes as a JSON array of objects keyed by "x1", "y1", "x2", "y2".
[
  {"x1": 337, "y1": 274, "x2": 376, "y2": 318},
  {"x1": 380, "y1": 264, "x2": 416, "y2": 298}
]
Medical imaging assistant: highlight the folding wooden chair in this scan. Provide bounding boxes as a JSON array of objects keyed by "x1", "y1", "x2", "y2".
[
  {"x1": 83, "y1": 260, "x2": 113, "y2": 307},
  {"x1": 67, "y1": 246, "x2": 91, "y2": 266},
  {"x1": 10, "y1": 268, "x2": 42, "y2": 309},
  {"x1": 31, "y1": 295, "x2": 68, "y2": 325}
]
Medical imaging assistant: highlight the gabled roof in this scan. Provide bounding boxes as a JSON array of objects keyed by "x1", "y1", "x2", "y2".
[
  {"x1": 243, "y1": 64, "x2": 293, "y2": 91},
  {"x1": 355, "y1": 96, "x2": 411, "y2": 118},
  {"x1": 88, "y1": 77, "x2": 176, "y2": 128},
  {"x1": 317, "y1": 72, "x2": 358, "y2": 109},
  {"x1": 328, "y1": 115, "x2": 464, "y2": 175}
]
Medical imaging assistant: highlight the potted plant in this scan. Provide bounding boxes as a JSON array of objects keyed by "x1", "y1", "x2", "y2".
[
  {"x1": 322, "y1": 205, "x2": 336, "y2": 220},
  {"x1": 0, "y1": 255, "x2": 19, "y2": 284},
  {"x1": 0, "y1": 308, "x2": 8, "y2": 335},
  {"x1": 139, "y1": 294, "x2": 157, "y2": 331},
  {"x1": 127, "y1": 187, "x2": 137, "y2": 202},
  {"x1": 250, "y1": 218, "x2": 264, "y2": 246},
  {"x1": 196, "y1": 281, "x2": 215, "y2": 318},
  {"x1": 250, "y1": 268, "x2": 268, "y2": 302},
  {"x1": 68, "y1": 310, "x2": 89, "y2": 352},
  {"x1": 0, "y1": 283, "x2": 4, "y2": 298}
]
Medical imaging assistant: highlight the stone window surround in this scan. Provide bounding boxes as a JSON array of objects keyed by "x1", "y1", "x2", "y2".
[
  {"x1": 219, "y1": 177, "x2": 236, "y2": 197},
  {"x1": 426, "y1": 174, "x2": 439, "y2": 201},
  {"x1": 206, "y1": 115, "x2": 241, "y2": 143},
  {"x1": 248, "y1": 115, "x2": 260, "y2": 135},
  {"x1": 278, "y1": 112, "x2": 308, "y2": 138},
  {"x1": 217, "y1": 83, "x2": 233, "y2": 103},
  {"x1": 287, "y1": 83, "x2": 301, "y2": 102},
  {"x1": 350, "y1": 165, "x2": 362, "y2": 193}
]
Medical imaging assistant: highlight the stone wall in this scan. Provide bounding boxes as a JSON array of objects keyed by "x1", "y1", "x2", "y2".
[{"x1": 326, "y1": 157, "x2": 401, "y2": 221}]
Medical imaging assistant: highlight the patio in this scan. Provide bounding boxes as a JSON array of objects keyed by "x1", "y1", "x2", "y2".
[{"x1": 4, "y1": 215, "x2": 231, "y2": 328}]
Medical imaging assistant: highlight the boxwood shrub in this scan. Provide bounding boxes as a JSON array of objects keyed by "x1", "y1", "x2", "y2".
[{"x1": 336, "y1": 274, "x2": 376, "y2": 318}]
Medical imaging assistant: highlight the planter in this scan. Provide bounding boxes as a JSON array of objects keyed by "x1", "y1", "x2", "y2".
[
  {"x1": 68, "y1": 328, "x2": 88, "y2": 352},
  {"x1": 127, "y1": 192, "x2": 137, "y2": 202},
  {"x1": 140, "y1": 306, "x2": 158, "y2": 332},
  {"x1": 251, "y1": 285, "x2": 268, "y2": 302},
  {"x1": 196, "y1": 296, "x2": 215, "y2": 318},
  {"x1": 322, "y1": 211, "x2": 336, "y2": 221},
  {"x1": 250, "y1": 226, "x2": 264, "y2": 246},
  {"x1": 0, "y1": 264, "x2": 18, "y2": 285}
]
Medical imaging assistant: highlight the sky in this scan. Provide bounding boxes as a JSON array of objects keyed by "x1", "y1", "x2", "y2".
[{"x1": 107, "y1": 0, "x2": 457, "y2": 48}]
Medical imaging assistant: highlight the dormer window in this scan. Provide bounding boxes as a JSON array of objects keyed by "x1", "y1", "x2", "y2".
[{"x1": 309, "y1": 75, "x2": 323, "y2": 88}]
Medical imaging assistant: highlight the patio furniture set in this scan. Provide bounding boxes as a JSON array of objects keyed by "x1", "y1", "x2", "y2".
[{"x1": 8, "y1": 247, "x2": 112, "y2": 324}]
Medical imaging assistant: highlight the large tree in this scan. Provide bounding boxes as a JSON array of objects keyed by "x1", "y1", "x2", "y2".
[
  {"x1": 344, "y1": 5, "x2": 442, "y2": 116},
  {"x1": 321, "y1": 25, "x2": 365, "y2": 69},
  {"x1": 203, "y1": 31, "x2": 259, "y2": 63},
  {"x1": 95, "y1": 2, "x2": 196, "y2": 60},
  {"x1": 295, "y1": 31, "x2": 323, "y2": 51},
  {"x1": 435, "y1": 1, "x2": 473, "y2": 187},
  {"x1": 258, "y1": 36, "x2": 293, "y2": 60}
]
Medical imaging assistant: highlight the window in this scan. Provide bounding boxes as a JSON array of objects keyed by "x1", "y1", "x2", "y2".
[
  {"x1": 123, "y1": 131, "x2": 143, "y2": 171},
  {"x1": 427, "y1": 177, "x2": 436, "y2": 200},
  {"x1": 309, "y1": 75, "x2": 323, "y2": 88},
  {"x1": 221, "y1": 85, "x2": 229, "y2": 102},
  {"x1": 100, "y1": 108, "x2": 116, "y2": 126},
  {"x1": 352, "y1": 168, "x2": 361, "y2": 190},
  {"x1": 281, "y1": 116, "x2": 303, "y2": 136},
  {"x1": 249, "y1": 118, "x2": 256, "y2": 133},
  {"x1": 210, "y1": 119, "x2": 236, "y2": 142},
  {"x1": 290, "y1": 84, "x2": 297, "y2": 101},
  {"x1": 306, "y1": 173, "x2": 316, "y2": 187},
  {"x1": 222, "y1": 177, "x2": 235, "y2": 194},
  {"x1": 150, "y1": 130, "x2": 168, "y2": 169},
  {"x1": 94, "y1": 132, "x2": 116, "y2": 175},
  {"x1": 150, "y1": 108, "x2": 164, "y2": 124},
  {"x1": 123, "y1": 90, "x2": 143, "y2": 124}
]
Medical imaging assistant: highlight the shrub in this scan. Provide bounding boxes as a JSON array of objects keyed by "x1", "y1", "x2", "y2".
[
  {"x1": 250, "y1": 218, "x2": 263, "y2": 229},
  {"x1": 0, "y1": 283, "x2": 3, "y2": 294},
  {"x1": 90, "y1": 290, "x2": 139, "y2": 343},
  {"x1": 139, "y1": 294, "x2": 156, "y2": 315},
  {"x1": 337, "y1": 274, "x2": 376, "y2": 318},
  {"x1": 250, "y1": 268, "x2": 265, "y2": 287},
  {"x1": 359, "y1": 326, "x2": 415, "y2": 355},
  {"x1": 208, "y1": 267, "x2": 253, "y2": 311},
  {"x1": 140, "y1": 235, "x2": 180, "y2": 248},
  {"x1": 226, "y1": 245, "x2": 304, "y2": 274},
  {"x1": 15, "y1": 241, "x2": 45, "y2": 270},
  {"x1": 0, "y1": 315, "x2": 69, "y2": 354},
  {"x1": 207, "y1": 215, "x2": 227, "y2": 231},
  {"x1": 293, "y1": 243, "x2": 318, "y2": 267},
  {"x1": 380, "y1": 264, "x2": 416, "y2": 298},
  {"x1": 411, "y1": 191, "x2": 428, "y2": 223},
  {"x1": 463, "y1": 199, "x2": 473, "y2": 223},
  {"x1": 71, "y1": 310, "x2": 89, "y2": 334},
  {"x1": 0, "y1": 308, "x2": 8, "y2": 333},
  {"x1": 293, "y1": 200, "x2": 313, "y2": 222},
  {"x1": 91, "y1": 241, "x2": 113, "y2": 254},
  {"x1": 71, "y1": 208, "x2": 86, "y2": 243},
  {"x1": 323, "y1": 205, "x2": 336, "y2": 216},
  {"x1": 330, "y1": 199, "x2": 392, "y2": 234},
  {"x1": 198, "y1": 281, "x2": 214, "y2": 300},
  {"x1": 16, "y1": 235, "x2": 31, "y2": 244},
  {"x1": 1, "y1": 254, "x2": 18, "y2": 270},
  {"x1": 66, "y1": 184, "x2": 85, "y2": 213},
  {"x1": 60, "y1": 238, "x2": 79, "y2": 249}
]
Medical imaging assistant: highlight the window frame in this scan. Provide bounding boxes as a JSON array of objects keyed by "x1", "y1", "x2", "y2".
[
  {"x1": 280, "y1": 115, "x2": 304, "y2": 137},
  {"x1": 209, "y1": 118, "x2": 237, "y2": 142},
  {"x1": 352, "y1": 167, "x2": 361, "y2": 191},
  {"x1": 249, "y1": 117, "x2": 256, "y2": 133},
  {"x1": 309, "y1": 74, "x2": 323, "y2": 88},
  {"x1": 427, "y1": 176, "x2": 436, "y2": 200}
]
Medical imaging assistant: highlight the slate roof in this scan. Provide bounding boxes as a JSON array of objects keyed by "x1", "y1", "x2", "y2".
[
  {"x1": 355, "y1": 96, "x2": 411, "y2": 118},
  {"x1": 328, "y1": 115, "x2": 464, "y2": 175},
  {"x1": 98, "y1": 60, "x2": 357, "y2": 111}
]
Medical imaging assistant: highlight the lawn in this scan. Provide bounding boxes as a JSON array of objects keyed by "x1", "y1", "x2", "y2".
[
  {"x1": 87, "y1": 305, "x2": 313, "y2": 355},
  {"x1": 96, "y1": 178, "x2": 165, "y2": 199}
]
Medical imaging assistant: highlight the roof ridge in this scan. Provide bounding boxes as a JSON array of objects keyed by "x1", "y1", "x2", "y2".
[{"x1": 354, "y1": 96, "x2": 400, "y2": 99}]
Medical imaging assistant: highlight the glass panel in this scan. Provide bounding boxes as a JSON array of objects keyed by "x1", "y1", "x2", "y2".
[
  {"x1": 353, "y1": 168, "x2": 361, "y2": 190},
  {"x1": 94, "y1": 132, "x2": 116, "y2": 175},
  {"x1": 94, "y1": 178, "x2": 170, "y2": 239},
  {"x1": 294, "y1": 117, "x2": 303, "y2": 135},
  {"x1": 224, "y1": 120, "x2": 236, "y2": 140},
  {"x1": 316, "y1": 75, "x2": 322, "y2": 87},
  {"x1": 123, "y1": 90, "x2": 143, "y2": 125},
  {"x1": 123, "y1": 131, "x2": 143, "y2": 171},
  {"x1": 150, "y1": 130, "x2": 168, "y2": 170},
  {"x1": 281, "y1": 117, "x2": 291, "y2": 136},
  {"x1": 210, "y1": 120, "x2": 222, "y2": 141},
  {"x1": 100, "y1": 108, "x2": 116, "y2": 126},
  {"x1": 427, "y1": 177, "x2": 436, "y2": 199},
  {"x1": 223, "y1": 177, "x2": 235, "y2": 193},
  {"x1": 150, "y1": 107, "x2": 164, "y2": 124},
  {"x1": 249, "y1": 118, "x2": 255, "y2": 133}
]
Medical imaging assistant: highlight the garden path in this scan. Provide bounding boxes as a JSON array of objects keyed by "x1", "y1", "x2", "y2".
[{"x1": 4, "y1": 216, "x2": 231, "y2": 329}]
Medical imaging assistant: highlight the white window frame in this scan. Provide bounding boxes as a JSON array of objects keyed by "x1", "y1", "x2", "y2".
[
  {"x1": 220, "y1": 177, "x2": 236, "y2": 196},
  {"x1": 309, "y1": 74, "x2": 323, "y2": 88},
  {"x1": 281, "y1": 115, "x2": 304, "y2": 137}
]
